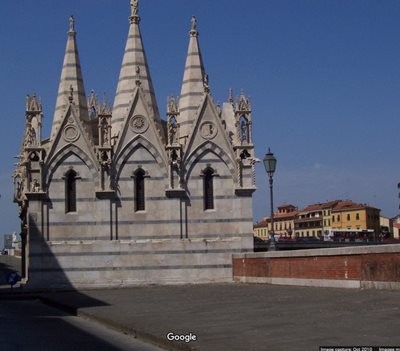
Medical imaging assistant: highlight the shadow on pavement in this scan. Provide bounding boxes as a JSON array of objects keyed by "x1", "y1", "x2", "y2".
[{"x1": 0, "y1": 299, "x2": 137, "y2": 351}]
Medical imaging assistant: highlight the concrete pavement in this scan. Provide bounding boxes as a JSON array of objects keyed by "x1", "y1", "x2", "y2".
[
  {"x1": 1, "y1": 254, "x2": 400, "y2": 350},
  {"x1": 0, "y1": 299, "x2": 164, "y2": 351},
  {"x1": 27, "y1": 283, "x2": 400, "y2": 351}
]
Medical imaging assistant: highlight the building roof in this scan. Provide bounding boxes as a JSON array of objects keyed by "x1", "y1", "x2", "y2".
[
  {"x1": 277, "y1": 204, "x2": 296, "y2": 210},
  {"x1": 299, "y1": 203, "x2": 324, "y2": 213},
  {"x1": 51, "y1": 16, "x2": 89, "y2": 140},
  {"x1": 253, "y1": 220, "x2": 268, "y2": 228},
  {"x1": 299, "y1": 200, "x2": 342, "y2": 214},
  {"x1": 274, "y1": 211, "x2": 298, "y2": 220},
  {"x1": 178, "y1": 16, "x2": 207, "y2": 140},
  {"x1": 320, "y1": 200, "x2": 341, "y2": 209},
  {"x1": 331, "y1": 200, "x2": 380, "y2": 212},
  {"x1": 112, "y1": 0, "x2": 160, "y2": 138}
]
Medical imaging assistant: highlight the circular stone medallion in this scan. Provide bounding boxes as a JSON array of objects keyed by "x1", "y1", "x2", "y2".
[
  {"x1": 130, "y1": 115, "x2": 149, "y2": 134},
  {"x1": 200, "y1": 121, "x2": 217, "y2": 140},
  {"x1": 63, "y1": 125, "x2": 80, "y2": 142}
]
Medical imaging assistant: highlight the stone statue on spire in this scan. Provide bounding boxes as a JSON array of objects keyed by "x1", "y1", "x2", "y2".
[
  {"x1": 191, "y1": 16, "x2": 197, "y2": 31},
  {"x1": 131, "y1": 0, "x2": 139, "y2": 16},
  {"x1": 69, "y1": 15, "x2": 75, "y2": 32}
]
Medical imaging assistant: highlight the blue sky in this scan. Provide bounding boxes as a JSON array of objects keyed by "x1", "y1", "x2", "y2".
[{"x1": 0, "y1": 1, "x2": 399, "y2": 241}]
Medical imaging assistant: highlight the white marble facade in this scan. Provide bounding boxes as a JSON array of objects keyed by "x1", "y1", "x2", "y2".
[{"x1": 14, "y1": 2, "x2": 257, "y2": 288}]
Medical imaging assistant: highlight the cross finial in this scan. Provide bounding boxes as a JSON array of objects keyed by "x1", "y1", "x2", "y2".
[{"x1": 69, "y1": 15, "x2": 75, "y2": 32}]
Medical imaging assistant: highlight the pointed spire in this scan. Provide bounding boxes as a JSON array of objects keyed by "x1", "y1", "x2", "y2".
[
  {"x1": 112, "y1": 0, "x2": 160, "y2": 138},
  {"x1": 51, "y1": 16, "x2": 89, "y2": 140},
  {"x1": 178, "y1": 16, "x2": 207, "y2": 141}
]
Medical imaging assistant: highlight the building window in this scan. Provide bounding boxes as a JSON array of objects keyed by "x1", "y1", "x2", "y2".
[
  {"x1": 347, "y1": 214, "x2": 351, "y2": 221},
  {"x1": 332, "y1": 216, "x2": 335, "y2": 223},
  {"x1": 134, "y1": 169, "x2": 145, "y2": 211},
  {"x1": 203, "y1": 167, "x2": 214, "y2": 210},
  {"x1": 337, "y1": 215, "x2": 340, "y2": 221},
  {"x1": 65, "y1": 170, "x2": 77, "y2": 213}
]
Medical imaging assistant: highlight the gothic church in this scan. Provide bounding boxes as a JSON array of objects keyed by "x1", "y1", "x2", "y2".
[{"x1": 14, "y1": 1, "x2": 256, "y2": 288}]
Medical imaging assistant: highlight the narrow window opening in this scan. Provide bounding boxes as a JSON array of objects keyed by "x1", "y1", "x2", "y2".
[
  {"x1": 65, "y1": 170, "x2": 77, "y2": 213},
  {"x1": 135, "y1": 169, "x2": 145, "y2": 211},
  {"x1": 203, "y1": 167, "x2": 214, "y2": 210}
]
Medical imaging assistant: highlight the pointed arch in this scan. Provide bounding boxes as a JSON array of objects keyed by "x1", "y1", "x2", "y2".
[
  {"x1": 114, "y1": 134, "x2": 167, "y2": 181},
  {"x1": 184, "y1": 141, "x2": 236, "y2": 183},
  {"x1": 46, "y1": 144, "x2": 98, "y2": 187}
]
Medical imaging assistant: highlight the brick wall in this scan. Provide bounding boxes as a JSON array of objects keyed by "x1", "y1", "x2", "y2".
[{"x1": 233, "y1": 245, "x2": 400, "y2": 290}]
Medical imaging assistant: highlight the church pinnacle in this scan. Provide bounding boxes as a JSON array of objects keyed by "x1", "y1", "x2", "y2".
[
  {"x1": 51, "y1": 16, "x2": 89, "y2": 140},
  {"x1": 178, "y1": 16, "x2": 207, "y2": 142},
  {"x1": 111, "y1": 0, "x2": 160, "y2": 138}
]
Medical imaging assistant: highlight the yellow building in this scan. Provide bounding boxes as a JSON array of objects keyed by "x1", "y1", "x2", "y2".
[
  {"x1": 392, "y1": 216, "x2": 400, "y2": 239},
  {"x1": 253, "y1": 219, "x2": 269, "y2": 240},
  {"x1": 380, "y1": 216, "x2": 392, "y2": 238},
  {"x1": 273, "y1": 204, "x2": 297, "y2": 238},
  {"x1": 253, "y1": 204, "x2": 297, "y2": 240},
  {"x1": 321, "y1": 200, "x2": 341, "y2": 232},
  {"x1": 295, "y1": 203, "x2": 323, "y2": 238},
  {"x1": 331, "y1": 200, "x2": 380, "y2": 237}
]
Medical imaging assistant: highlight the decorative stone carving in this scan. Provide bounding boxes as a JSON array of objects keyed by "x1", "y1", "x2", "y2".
[
  {"x1": 130, "y1": 115, "x2": 149, "y2": 134},
  {"x1": 63, "y1": 124, "x2": 80, "y2": 142},
  {"x1": 200, "y1": 121, "x2": 217, "y2": 140}
]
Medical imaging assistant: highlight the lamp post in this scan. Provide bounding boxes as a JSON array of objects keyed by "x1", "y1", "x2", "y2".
[{"x1": 263, "y1": 148, "x2": 277, "y2": 251}]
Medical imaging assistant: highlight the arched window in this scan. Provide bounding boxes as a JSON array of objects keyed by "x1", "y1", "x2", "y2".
[
  {"x1": 65, "y1": 170, "x2": 77, "y2": 213},
  {"x1": 203, "y1": 167, "x2": 214, "y2": 210},
  {"x1": 134, "y1": 169, "x2": 145, "y2": 211}
]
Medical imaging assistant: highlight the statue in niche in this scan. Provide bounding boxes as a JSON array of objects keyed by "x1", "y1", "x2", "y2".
[
  {"x1": 15, "y1": 177, "x2": 23, "y2": 200},
  {"x1": 31, "y1": 179, "x2": 40, "y2": 192},
  {"x1": 169, "y1": 123, "x2": 177, "y2": 144},
  {"x1": 24, "y1": 125, "x2": 36, "y2": 147},
  {"x1": 240, "y1": 150, "x2": 251, "y2": 160},
  {"x1": 240, "y1": 119, "x2": 248, "y2": 143},
  {"x1": 103, "y1": 128, "x2": 109, "y2": 146}
]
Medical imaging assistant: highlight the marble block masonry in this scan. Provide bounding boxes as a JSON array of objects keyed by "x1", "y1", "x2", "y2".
[{"x1": 13, "y1": 1, "x2": 257, "y2": 289}]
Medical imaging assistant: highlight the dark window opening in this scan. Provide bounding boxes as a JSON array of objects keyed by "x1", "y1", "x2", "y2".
[
  {"x1": 65, "y1": 170, "x2": 77, "y2": 213},
  {"x1": 203, "y1": 167, "x2": 214, "y2": 210},
  {"x1": 135, "y1": 169, "x2": 145, "y2": 211}
]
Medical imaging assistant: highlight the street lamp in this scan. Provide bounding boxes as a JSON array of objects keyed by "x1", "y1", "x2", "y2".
[{"x1": 263, "y1": 148, "x2": 277, "y2": 251}]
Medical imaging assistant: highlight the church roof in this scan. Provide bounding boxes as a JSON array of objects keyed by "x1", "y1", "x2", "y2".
[
  {"x1": 111, "y1": 0, "x2": 160, "y2": 138},
  {"x1": 51, "y1": 16, "x2": 89, "y2": 140},
  {"x1": 178, "y1": 16, "x2": 207, "y2": 142}
]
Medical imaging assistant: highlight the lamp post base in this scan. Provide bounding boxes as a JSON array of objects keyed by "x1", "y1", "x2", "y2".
[{"x1": 268, "y1": 239, "x2": 276, "y2": 251}]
